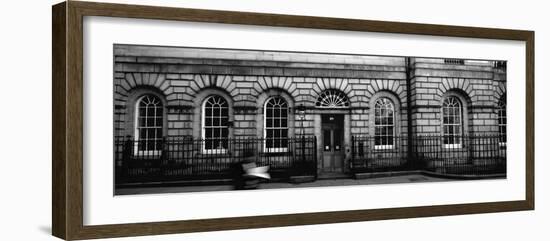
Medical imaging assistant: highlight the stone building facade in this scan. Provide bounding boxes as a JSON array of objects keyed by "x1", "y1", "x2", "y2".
[{"x1": 113, "y1": 45, "x2": 506, "y2": 178}]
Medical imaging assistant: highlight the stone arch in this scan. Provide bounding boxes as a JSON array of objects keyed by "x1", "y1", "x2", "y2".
[
  {"x1": 442, "y1": 88, "x2": 472, "y2": 106},
  {"x1": 192, "y1": 74, "x2": 236, "y2": 97},
  {"x1": 437, "y1": 78, "x2": 474, "y2": 100},
  {"x1": 313, "y1": 78, "x2": 353, "y2": 99},
  {"x1": 256, "y1": 88, "x2": 295, "y2": 110},
  {"x1": 116, "y1": 73, "x2": 170, "y2": 103},
  {"x1": 367, "y1": 79, "x2": 406, "y2": 102},
  {"x1": 254, "y1": 76, "x2": 298, "y2": 99}
]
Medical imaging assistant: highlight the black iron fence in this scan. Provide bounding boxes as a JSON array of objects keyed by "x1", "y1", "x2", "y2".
[
  {"x1": 115, "y1": 136, "x2": 317, "y2": 185},
  {"x1": 351, "y1": 135, "x2": 411, "y2": 172},
  {"x1": 116, "y1": 134, "x2": 505, "y2": 186},
  {"x1": 351, "y1": 134, "x2": 506, "y2": 176}
]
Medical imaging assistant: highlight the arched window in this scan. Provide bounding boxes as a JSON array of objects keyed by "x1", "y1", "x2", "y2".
[
  {"x1": 202, "y1": 95, "x2": 229, "y2": 153},
  {"x1": 498, "y1": 96, "x2": 506, "y2": 145},
  {"x1": 315, "y1": 90, "x2": 350, "y2": 108},
  {"x1": 264, "y1": 97, "x2": 289, "y2": 152},
  {"x1": 442, "y1": 96, "x2": 463, "y2": 148},
  {"x1": 134, "y1": 94, "x2": 163, "y2": 155},
  {"x1": 374, "y1": 98, "x2": 395, "y2": 149}
]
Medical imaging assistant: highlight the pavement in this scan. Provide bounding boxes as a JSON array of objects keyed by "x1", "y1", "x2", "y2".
[{"x1": 116, "y1": 174, "x2": 459, "y2": 195}]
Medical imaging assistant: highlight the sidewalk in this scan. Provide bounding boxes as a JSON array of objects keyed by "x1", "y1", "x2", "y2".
[{"x1": 116, "y1": 174, "x2": 459, "y2": 195}]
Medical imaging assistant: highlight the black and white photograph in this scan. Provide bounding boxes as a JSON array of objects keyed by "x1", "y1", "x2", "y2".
[{"x1": 113, "y1": 44, "x2": 507, "y2": 195}]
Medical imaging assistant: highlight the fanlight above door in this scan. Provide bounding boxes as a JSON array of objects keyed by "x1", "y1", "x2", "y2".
[{"x1": 315, "y1": 90, "x2": 350, "y2": 108}]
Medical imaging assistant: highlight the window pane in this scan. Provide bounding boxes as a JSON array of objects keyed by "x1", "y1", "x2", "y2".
[
  {"x1": 221, "y1": 128, "x2": 228, "y2": 139},
  {"x1": 221, "y1": 117, "x2": 229, "y2": 126},
  {"x1": 154, "y1": 128, "x2": 162, "y2": 139},
  {"x1": 442, "y1": 96, "x2": 463, "y2": 143},
  {"x1": 135, "y1": 95, "x2": 163, "y2": 152},
  {"x1": 375, "y1": 136, "x2": 382, "y2": 146},
  {"x1": 264, "y1": 97, "x2": 289, "y2": 151},
  {"x1": 203, "y1": 96, "x2": 229, "y2": 150},
  {"x1": 146, "y1": 107, "x2": 155, "y2": 116},
  {"x1": 273, "y1": 119, "x2": 280, "y2": 127},
  {"x1": 374, "y1": 98, "x2": 394, "y2": 147},
  {"x1": 213, "y1": 117, "x2": 220, "y2": 126},
  {"x1": 333, "y1": 129, "x2": 341, "y2": 151},
  {"x1": 146, "y1": 117, "x2": 154, "y2": 126},
  {"x1": 323, "y1": 130, "x2": 331, "y2": 151}
]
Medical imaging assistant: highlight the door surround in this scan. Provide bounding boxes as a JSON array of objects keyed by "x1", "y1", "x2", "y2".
[{"x1": 312, "y1": 109, "x2": 351, "y2": 176}]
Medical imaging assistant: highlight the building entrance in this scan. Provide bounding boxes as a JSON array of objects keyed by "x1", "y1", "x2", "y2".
[{"x1": 321, "y1": 114, "x2": 345, "y2": 174}]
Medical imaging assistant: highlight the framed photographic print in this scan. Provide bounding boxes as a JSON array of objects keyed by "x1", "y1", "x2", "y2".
[{"x1": 52, "y1": 1, "x2": 534, "y2": 240}]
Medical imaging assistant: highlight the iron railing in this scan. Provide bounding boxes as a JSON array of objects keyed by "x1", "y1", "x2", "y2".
[
  {"x1": 116, "y1": 134, "x2": 505, "y2": 186},
  {"x1": 351, "y1": 134, "x2": 506, "y2": 176},
  {"x1": 351, "y1": 135, "x2": 411, "y2": 172},
  {"x1": 115, "y1": 136, "x2": 317, "y2": 185}
]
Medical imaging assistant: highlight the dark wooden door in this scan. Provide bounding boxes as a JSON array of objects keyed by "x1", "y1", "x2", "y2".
[{"x1": 321, "y1": 115, "x2": 344, "y2": 173}]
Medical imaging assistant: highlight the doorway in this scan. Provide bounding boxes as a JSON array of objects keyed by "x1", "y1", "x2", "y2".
[{"x1": 321, "y1": 114, "x2": 345, "y2": 174}]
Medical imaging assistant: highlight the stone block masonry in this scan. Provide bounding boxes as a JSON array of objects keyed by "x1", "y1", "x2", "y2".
[{"x1": 113, "y1": 45, "x2": 506, "y2": 147}]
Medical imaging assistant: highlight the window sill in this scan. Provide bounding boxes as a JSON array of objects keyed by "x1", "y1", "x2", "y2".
[
  {"x1": 264, "y1": 148, "x2": 289, "y2": 153},
  {"x1": 443, "y1": 144, "x2": 462, "y2": 149},
  {"x1": 201, "y1": 149, "x2": 228, "y2": 155},
  {"x1": 133, "y1": 150, "x2": 162, "y2": 157},
  {"x1": 374, "y1": 145, "x2": 394, "y2": 150}
]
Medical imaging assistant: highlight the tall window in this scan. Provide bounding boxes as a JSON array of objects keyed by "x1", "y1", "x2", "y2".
[
  {"x1": 315, "y1": 90, "x2": 350, "y2": 108},
  {"x1": 202, "y1": 95, "x2": 229, "y2": 153},
  {"x1": 374, "y1": 98, "x2": 395, "y2": 149},
  {"x1": 498, "y1": 96, "x2": 507, "y2": 145},
  {"x1": 264, "y1": 97, "x2": 289, "y2": 152},
  {"x1": 442, "y1": 96, "x2": 463, "y2": 148},
  {"x1": 135, "y1": 95, "x2": 163, "y2": 155}
]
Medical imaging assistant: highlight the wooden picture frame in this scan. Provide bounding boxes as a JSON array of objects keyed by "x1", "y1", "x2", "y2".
[{"x1": 52, "y1": 1, "x2": 534, "y2": 240}]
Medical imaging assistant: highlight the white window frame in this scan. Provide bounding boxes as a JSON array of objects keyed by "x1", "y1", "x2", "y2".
[
  {"x1": 133, "y1": 95, "x2": 163, "y2": 156},
  {"x1": 373, "y1": 97, "x2": 395, "y2": 150},
  {"x1": 263, "y1": 96, "x2": 289, "y2": 153},
  {"x1": 442, "y1": 96, "x2": 463, "y2": 149},
  {"x1": 201, "y1": 95, "x2": 229, "y2": 155}
]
